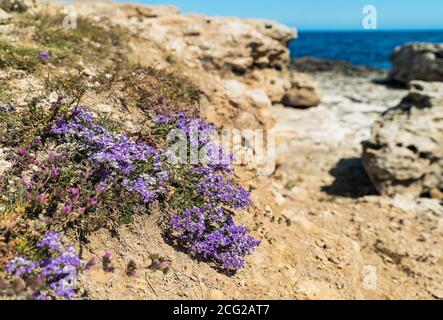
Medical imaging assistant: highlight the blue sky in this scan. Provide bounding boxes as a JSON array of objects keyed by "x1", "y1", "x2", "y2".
[{"x1": 129, "y1": 0, "x2": 443, "y2": 30}]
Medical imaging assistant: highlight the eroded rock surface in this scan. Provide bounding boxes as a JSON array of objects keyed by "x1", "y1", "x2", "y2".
[
  {"x1": 362, "y1": 81, "x2": 443, "y2": 197},
  {"x1": 390, "y1": 43, "x2": 443, "y2": 83}
]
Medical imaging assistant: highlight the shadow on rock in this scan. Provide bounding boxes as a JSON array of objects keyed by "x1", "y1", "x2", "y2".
[
  {"x1": 371, "y1": 78, "x2": 407, "y2": 90},
  {"x1": 322, "y1": 157, "x2": 377, "y2": 198}
]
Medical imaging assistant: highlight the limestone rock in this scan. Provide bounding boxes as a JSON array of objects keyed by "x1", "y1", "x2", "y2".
[
  {"x1": 137, "y1": 15, "x2": 296, "y2": 75},
  {"x1": 362, "y1": 81, "x2": 443, "y2": 197},
  {"x1": 389, "y1": 43, "x2": 443, "y2": 83},
  {"x1": 0, "y1": 8, "x2": 11, "y2": 24},
  {"x1": 283, "y1": 72, "x2": 320, "y2": 108}
]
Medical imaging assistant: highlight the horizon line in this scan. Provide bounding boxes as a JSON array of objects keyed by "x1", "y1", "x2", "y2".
[{"x1": 294, "y1": 28, "x2": 443, "y2": 32}]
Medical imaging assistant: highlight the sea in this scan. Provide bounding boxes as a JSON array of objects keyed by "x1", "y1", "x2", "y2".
[{"x1": 289, "y1": 31, "x2": 443, "y2": 70}]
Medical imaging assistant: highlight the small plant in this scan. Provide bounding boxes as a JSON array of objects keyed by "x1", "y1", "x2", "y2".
[
  {"x1": 156, "y1": 113, "x2": 260, "y2": 271},
  {"x1": 3, "y1": 231, "x2": 86, "y2": 300},
  {"x1": 101, "y1": 252, "x2": 115, "y2": 273},
  {"x1": 148, "y1": 254, "x2": 171, "y2": 274},
  {"x1": 125, "y1": 259, "x2": 137, "y2": 277}
]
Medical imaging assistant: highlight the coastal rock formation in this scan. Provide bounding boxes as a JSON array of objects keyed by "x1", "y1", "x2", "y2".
[
  {"x1": 362, "y1": 81, "x2": 443, "y2": 197},
  {"x1": 282, "y1": 72, "x2": 320, "y2": 108},
  {"x1": 49, "y1": 1, "x2": 307, "y2": 127},
  {"x1": 389, "y1": 43, "x2": 443, "y2": 83}
]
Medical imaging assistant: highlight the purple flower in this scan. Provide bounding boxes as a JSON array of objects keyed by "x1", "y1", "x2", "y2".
[
  {"x1": 7, "y1": 232, "x2": 86, "y2": 300},
  {"x1": 17, "y1": 147, "x2": 27, "y2": 157},
  {"x1": 197, "y1": 173, "x2": 251, "y2": 209},
  {"x1": 88, "y1": 198, "x2": 98, "y2": 206},
  {"x1": 37, "y1": 231, "x2": 63, "y2": 251},
  {"x1": 6, "y1": 257, "x2": 39, "y2": 276},
  {"x1": 102, "y1": 252, "x2": 114, "y2": 273},
  {"x1": 51, "y1": 108, "x2": 169, "y2": 204},
  {"x1": 38, "y1": 193, "x2": 48, "y2": 204},
  {"x1": 172, "y1": 205, "x2": 259, "y2": 271},
  {"x1": 39, "y1": 51, "x2": 51, "y2": 60}
]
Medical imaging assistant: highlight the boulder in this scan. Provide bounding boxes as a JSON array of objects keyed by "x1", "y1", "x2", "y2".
[
  {"x1": 389, "y1": 43, "x2": 443, "y2": 83},
  {"x1": 362, "y1": 81, "x2": 443, "y2": 197},
  {"x1": 282, "y1": 72, "x2": 320, "y2": 108}
]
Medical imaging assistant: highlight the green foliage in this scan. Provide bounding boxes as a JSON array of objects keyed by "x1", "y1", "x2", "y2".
[
  {"x1": 44, "y1": 72, "x2": 88, "y2": 105},
  {"x1": 17, "y1": 12, "x2": 128, "y2": 64},
  {"x1": 97, "y1": 64, "x2": 201, "y2": 118},
  {"x1": 0, "y1": 97, "x2": 69, "y2": 147},
  {"x1": 0, "y1": 39, "x2": 40, "y2": 72}
]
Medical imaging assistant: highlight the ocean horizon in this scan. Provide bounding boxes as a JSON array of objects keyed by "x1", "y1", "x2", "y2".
[{"x1": 289, "y1": 30, "x2": 443, "y2": 69}]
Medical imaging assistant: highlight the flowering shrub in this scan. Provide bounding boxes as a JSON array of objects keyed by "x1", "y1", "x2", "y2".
[
  {"x1": 171, "y1": 205, "x2": 259, "y2": 270},
  {"x1": 0, "y1": 103, "x2": 259, "y2": 301},
  {"x1": 156, "y1": 113, "x2": 260, "y2": 271},
  {"x1": 5, "y1": 231, "x2": 86, "y2": 300},
  {"x1": 51, "y1": 108, "x2": 168, "y2": 204}
]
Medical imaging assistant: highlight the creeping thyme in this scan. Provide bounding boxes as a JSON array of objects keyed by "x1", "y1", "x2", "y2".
[
  {"x1": 51, "y1": 108, "x2": 168, "y2": 203},
  {"x1": 5, "y1": 231, "x2": 86, "y2": 300},
  {"x1": 102, "y1": 252, "x2": 115, "y2": 273},
  {"x1": 159, "y1": 113, "x2": 259, "y2": 271}
]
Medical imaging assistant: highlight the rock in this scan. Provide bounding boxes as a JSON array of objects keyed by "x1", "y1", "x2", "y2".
[
  {"x1": 0, "y1": 8, "x2": 11, "y2": 24},
  {"x1": 95, "y1": 104, "x2": 113, "y2": 114},
  {"x1": 0, "y1": 148, "x2": 12, "y2": 176},
  {"x1": 246, "y1": 89, "x2": 272, "y2": 109},
  {"x1": 291, "y1": 57, "x2": 378, "y2": 76},
  {"x1": 282, "y1": 72, "x2": 320, "y2": 108},
  {"x1": 138, "y1": 14, "x2": 296, "y2": 75},
  {"x1": 389, "y1": 43, "x2": 443, "y2": 83},
  {"x1": 430, "y1": 188, "x2": 443, "y2": 200},
  {"x1": 362, "y1": 81, "x2": 443, "y2": 197}
]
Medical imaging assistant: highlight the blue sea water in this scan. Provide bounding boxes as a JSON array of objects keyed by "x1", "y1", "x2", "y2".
[{"x1": 289, "y1": 31, "x2": 443, "y2": 69}]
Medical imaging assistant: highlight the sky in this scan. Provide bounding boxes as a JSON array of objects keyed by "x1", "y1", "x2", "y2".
[{"x1": 130, "y1": 0, "x2": 443, "y2": 31}]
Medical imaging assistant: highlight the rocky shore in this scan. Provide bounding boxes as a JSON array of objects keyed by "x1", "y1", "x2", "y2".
[{"x1": 0, "y1": 1, "x2": 442, "y2": 300}]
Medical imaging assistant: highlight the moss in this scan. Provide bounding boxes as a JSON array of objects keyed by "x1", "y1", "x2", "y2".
[{"x1": 0, "y1": 39, "x2": 40, "y2": 72}]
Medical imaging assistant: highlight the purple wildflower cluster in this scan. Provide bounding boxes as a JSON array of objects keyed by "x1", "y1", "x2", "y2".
[
  {"x1": 171, "y1": 205, "x2": 260, "y2": 270},
  {"x1": 197, "y1": 173, "x2": 251, "y2": 210},
  {"x1": 51, "y1": 108, "x2": 168, "y2": 203},
  {"x1": 6, "y1": 231, "x2": 86, "y2": 300},
  {"x1": 158, "y1": 114, "x2": 259, "y2": 271},
  {"x1": 157, "y1": 113, "x2": 233, "y2": 173}
]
